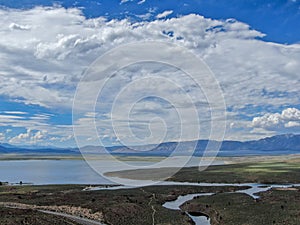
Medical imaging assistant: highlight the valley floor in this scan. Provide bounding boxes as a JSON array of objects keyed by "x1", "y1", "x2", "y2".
[{"x1": 0, "y1": 156, "x2": 299, "y2": 225}]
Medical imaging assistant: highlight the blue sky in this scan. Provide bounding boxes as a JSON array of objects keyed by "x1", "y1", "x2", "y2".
[
  {"x1": 0, "y1": 0, "x2": 299, "y2": 147},
  {"x1": 1, "y1": 0, "x2": 299, "y2": 44}
]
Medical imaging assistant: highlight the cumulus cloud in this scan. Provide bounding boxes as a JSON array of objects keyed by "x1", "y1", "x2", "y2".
[
  {"x1": 0, "y1": 6, "x2": 299, "y2": 144},
  {"x1": 31, "y1": 130, "x2": 46, "y2": 142},
  {"x1": 9, "y1": 129, "x2": 31, "y2": 144},
  {"x1": 8, "y1": 129, "x2": 48, "y2": 144},
  {"x1": 252, "y1": 108, "x2": 300, "y2": 130},
  {"x1": 0, "y1": 8, "x2": 300, "y2": 110},
  {"x1": 1, "y1": 7, "x2": 298, "y2": 111}
]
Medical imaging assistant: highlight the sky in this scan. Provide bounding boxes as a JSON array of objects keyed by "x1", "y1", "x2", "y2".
[{"x1": 0, "y1": 0, "x2": 299, "y2": 147}]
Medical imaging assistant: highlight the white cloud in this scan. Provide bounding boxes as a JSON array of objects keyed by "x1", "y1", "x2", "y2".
[
  {"x1": 136, "y1": 12, "x2": 152, "y2": 20},
  {"x1": 30, "y1": 130, "x2": 46, "y2": 143},
  {"x1": 156, "y1": 10, "x2": 173, "y2": 19},
  {"x1": 8, "y1": 129, "x2": 49, "y2": 144},
  {"x1": 59, "y1": 134, "x2": 73, "y2": 142},
  {"x1": 0, "y1": 111, "x2": 74, "y2": 146},
  {"x1": 0, "y1": 113, "x2": 48, "y2": 129},
  {"x1": 285, "y1": 121, "x2": 300, "y2": 128},
  {"x1": 0, "y1": 133, "x2": 5, "y2": 141},
  {"x1": 2, "y1": 111, "x2": 28, "y2": 115},
  {"x1": 137, "y1": 0, "x2": 146, "y2": 4},
  {"x1": 0, "y1": 6, "x2": 299, "y2": 144},
  {"x1": 120, "y1": 0, "x2": 132, "y2": 4},
  {"x1": 1, "y1": 7, "x2": 298, "y2": 112},
  {"x1": 281, "y1": 107, "x2": 300, "y2": 120},
  {"x1": 9, "y1": 129, "x2": 31, "y2": 144},
  {"x1": 9, "y1": 23, "x2": 31, "y2": 31},
  {"x1": 252, "y1": 108, "x2": 300, "y2": 130}
]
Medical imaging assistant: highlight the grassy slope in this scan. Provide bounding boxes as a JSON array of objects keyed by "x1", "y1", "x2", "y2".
[{"x1": 106, "y1": 159, "x2": 300, "y2": 184}]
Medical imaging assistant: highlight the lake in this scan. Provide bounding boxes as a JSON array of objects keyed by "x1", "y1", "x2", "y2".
[
  {"x1": 0, "y1": 158, "x2": 225, "y2": 185},
  {"x1": 0, "y1": 160, "x2": 112, "y2": 185}
]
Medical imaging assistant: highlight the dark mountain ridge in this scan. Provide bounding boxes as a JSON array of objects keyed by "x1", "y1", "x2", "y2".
[{"x1": 0, "y1": 134, "x2": 299, "y2": 157}]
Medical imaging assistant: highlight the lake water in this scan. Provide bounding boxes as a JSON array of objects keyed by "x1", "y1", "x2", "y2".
[
  {"x1": 0, "y1": 160, "x2": 113, "y2": 185},
  {"x1": 0, "y1": 158, "x2": 225, "y2": 185}
]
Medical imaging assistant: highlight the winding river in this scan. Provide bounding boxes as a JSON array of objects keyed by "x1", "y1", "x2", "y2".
[
  {"x1": 87, "y1": 180, "x2": 300, "y2": 225},
  {"x1": 163, "y1": 193, "x2": 213, "y2": 225},
  {"x1": 162, "y1": 182, "x2": 300, "y2": 225}
]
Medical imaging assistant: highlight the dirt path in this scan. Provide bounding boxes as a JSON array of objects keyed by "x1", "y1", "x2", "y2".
[
  {"x1": 0, "y1": 202, "x2": 105, "y2": 225},
  {"x1": 38, "y1": 210, "x2": 105, "y2": 225}
]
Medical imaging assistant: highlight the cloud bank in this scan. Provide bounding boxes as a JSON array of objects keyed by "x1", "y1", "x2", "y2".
[
  {"x1": 252, "y1": 108, "x2": 300, "y2": 130},
  {"x1": 0, "y1": 6, "x2": 299, "y2": 145}
]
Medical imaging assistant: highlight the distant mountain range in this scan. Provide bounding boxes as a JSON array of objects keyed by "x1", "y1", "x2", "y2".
[{"x1": 0, "y1": 134, "x2": 299, "y2": 157}]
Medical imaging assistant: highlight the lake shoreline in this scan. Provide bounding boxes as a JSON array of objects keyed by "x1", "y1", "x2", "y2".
[
  {"x1": 1, "y1": 154, "x2": 300, "y2": 185},
  {"x1": 105, "y1": 156, "x2": 300, "y2": 184},
  {"x1": 1, "y1": 153, "x2": 299, "y2": 162}
]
